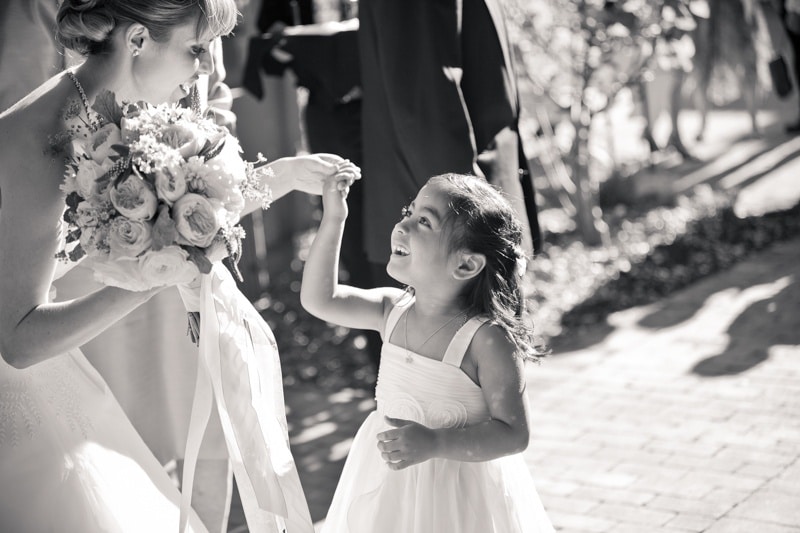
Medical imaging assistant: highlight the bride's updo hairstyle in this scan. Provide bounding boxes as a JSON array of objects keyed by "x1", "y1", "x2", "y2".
[{"x1": 56, "y1": 0, "x2": 238, "y2": 55}]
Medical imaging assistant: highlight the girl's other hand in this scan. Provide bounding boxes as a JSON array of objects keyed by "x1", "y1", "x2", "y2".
[{"x1": 376, "y1": 416, "x2": 440, "y2": 470}]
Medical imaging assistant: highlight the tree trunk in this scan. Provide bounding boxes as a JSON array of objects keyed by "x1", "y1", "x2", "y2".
[{"x1": 569, "y1": 102, "x2": 609, "y2": 247}]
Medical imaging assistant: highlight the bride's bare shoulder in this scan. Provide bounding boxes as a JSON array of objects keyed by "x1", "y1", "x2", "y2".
[
  {"x1": 0, "y1": 73, "x2": 75, "y2": 186},
  {"x1": 0, "y1": 72, "x2": 76, "y2": 141}
]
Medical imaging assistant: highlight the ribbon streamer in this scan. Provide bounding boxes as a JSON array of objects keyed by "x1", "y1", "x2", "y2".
[{"x1": 180, "y1": 265, "x2": 313, "y2": 533}]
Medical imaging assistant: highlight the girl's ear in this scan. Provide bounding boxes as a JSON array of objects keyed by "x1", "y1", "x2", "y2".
[
  {"x1": 453, "y1": 251, "x2": 486, "y2": 281},
  {"x1": 124, "y1": 23, "x2": 149, "y2": 55}
]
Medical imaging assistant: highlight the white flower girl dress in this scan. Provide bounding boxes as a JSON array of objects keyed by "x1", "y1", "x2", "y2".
[{"x1": 321, "y1": 298, "x2": 554, "y2": 533}]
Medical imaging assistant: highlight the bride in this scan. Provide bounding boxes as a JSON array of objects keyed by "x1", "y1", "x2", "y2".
[{"x1": 0, "y1": 0, "x2": 357, "y2": 531}]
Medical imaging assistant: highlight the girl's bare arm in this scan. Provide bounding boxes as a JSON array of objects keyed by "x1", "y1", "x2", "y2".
[{"x1": 300, "y1": 174, "x2": 401, "y2": 333}]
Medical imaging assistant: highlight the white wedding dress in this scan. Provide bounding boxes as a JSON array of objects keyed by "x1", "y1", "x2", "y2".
[
  {"x1": 0, "y1": 90, "x2": 313, "y2": 532},
  {"x1": 0, "y1": 259, "x2": 209, "y2": 533}
]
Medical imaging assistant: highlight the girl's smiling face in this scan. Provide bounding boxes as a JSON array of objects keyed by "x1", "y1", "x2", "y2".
[
  {"x1": 387, "y1": 182, "x2": 459, "y2": 288},
  {"x1": 133, "y1": 22, "x2": 215, "y2": 104}
]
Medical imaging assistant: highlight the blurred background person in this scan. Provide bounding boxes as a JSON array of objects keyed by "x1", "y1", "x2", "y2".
[
  {"x1": 780, "y1": 0, "x2": 800, "y2": 131},
  {"x1": 635, "y1": 0, "x2": 700, "y2": 160},
  {"x1": 693, "y1": 0, "x2": 765, "y2": 139},
  {"x1": 357, "y1": 0, "x2": 541, "y2": 293},
  {"x1": 242, "y1": 6, "x2": 374, "y2": 366}
]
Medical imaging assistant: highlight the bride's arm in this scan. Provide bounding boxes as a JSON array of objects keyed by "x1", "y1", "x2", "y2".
[
  {"x1": 0, "y1": 151, "x2": 161, "y2": 369},
  {"x1": 240, "y1": 153, "x2": 360, "y2": 217}
]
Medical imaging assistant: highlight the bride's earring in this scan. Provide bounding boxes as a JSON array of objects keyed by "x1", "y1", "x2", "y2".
[{"x1": 132, "y1": 49, "x2": 140, "y2": 57}]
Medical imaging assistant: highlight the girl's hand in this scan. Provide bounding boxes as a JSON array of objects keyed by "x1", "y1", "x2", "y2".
[
  {"x1": 320, "y1": 162, "x2": 355, "y2": 222},
  {"x1": 376, "y1": 416, "x2": 440, "y2": 470},
  {"x1": 277, "y1": 153, "x2": 360, "y2": 196}
]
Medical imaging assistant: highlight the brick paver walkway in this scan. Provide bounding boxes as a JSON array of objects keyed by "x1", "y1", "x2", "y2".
[{"x1": 526, "y1": 237, "x2": 800, "y2": 532}]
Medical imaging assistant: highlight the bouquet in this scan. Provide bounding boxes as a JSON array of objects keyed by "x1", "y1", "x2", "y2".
[{"x1": 58, "y1": 91, "x2": 272, "y2": 291}]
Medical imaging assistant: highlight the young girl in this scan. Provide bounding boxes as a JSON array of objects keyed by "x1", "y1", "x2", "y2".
[{"x1": 301, "y1": 173, "x2": 554, "y2": 532}]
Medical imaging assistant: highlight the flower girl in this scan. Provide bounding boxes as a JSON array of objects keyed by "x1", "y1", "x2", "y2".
[{"x1": 301, "y1": 173, "x2": 554, "y2": 532}]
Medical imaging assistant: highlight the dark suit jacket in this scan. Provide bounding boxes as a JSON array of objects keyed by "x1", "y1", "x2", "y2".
[{"x1": 358, "y1": 0, "x2": 540, "y2": 263}]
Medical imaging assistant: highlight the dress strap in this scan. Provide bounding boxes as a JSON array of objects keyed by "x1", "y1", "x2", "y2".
[
  {"x1": 382, "y1": 296, "x2": 413, "y2": 340},
  {"x1": 441, "y1": 316, "x2": 489, "y2": 368}
]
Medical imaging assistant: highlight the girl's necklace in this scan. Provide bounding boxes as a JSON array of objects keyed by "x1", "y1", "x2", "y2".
[{"x1": 403, "y1": 307, "x2": 469, "y2": 363}]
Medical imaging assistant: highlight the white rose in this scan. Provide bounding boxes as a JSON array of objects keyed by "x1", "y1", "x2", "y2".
[
  {"x1": 153, "y1": 163, "x2": 188, "y2": 204},
  {"x1": 184, "y1": 139, "x2": 247, "y2": 224},
  {"x1": 172, "y1": 193, "x2": 222, "y2": 248},
  {"x1": 107, "y1": 217, "x2": 153, "y2": 259},
  {"x1": 160, "y1": 122, "x2": 208, "y2": 159},
  {"x1": 109, "y1": 173, "x2": 158, "y2": 221},
  {"x1": 206, "y1": 134, "x2": 247, "y2": 183},
  {"x1": 75, "y1": 158, "x2": 114, "y2": 200},
  {"x1": 139, "y1": 245, "x2": 199, "y2": 287}
]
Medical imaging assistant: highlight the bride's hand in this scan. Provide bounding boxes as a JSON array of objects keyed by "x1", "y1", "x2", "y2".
[{"x1": 272, "y1": 154, "x2": 361, "y2": 196}]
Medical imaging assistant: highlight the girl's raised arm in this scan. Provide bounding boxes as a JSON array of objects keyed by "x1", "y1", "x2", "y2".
[{"x1": 300, "y1": 174, "x2": 402, "y2": 333}]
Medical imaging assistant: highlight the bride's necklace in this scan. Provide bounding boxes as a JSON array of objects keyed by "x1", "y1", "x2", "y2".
[
  {"x1": 67, "y1": 70, "x2": 100, "y2": 132},
  {"x1": 403, "y1": 306, "x2": 469, "y2": 363},
  {"x1": 69, "y1": 69, "x2": 202, "y2": 116}
]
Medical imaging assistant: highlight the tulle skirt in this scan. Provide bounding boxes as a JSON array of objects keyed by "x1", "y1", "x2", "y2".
[
  {"x1": 321, "y1": 412, "x2": 554, "y2": 533},
  {"x1": 0, "y1": 349, "x2": 207, "y2": 533}
]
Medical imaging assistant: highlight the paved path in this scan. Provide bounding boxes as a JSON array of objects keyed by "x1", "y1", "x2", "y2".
[
  {"x1": 526, "y1": 237, "x2": 800, "y2": 532},
  {"x1": 228, "y1": 109, "x2": 800, "y2": 532}
]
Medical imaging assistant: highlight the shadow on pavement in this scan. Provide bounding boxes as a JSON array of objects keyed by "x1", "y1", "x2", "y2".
[
  {"x1": 631, "y1": 232, "x2": 800, "y2": 377},
  {"x1": 548, "y1": 321, "x2": 614, "y2": 354},
  {"x1": 550, "y1": 131, "x2": 800, "y2": 355},
  {"x1": 691, "y1": 274, "x2": 800, "y2": 377},
  {"x1": 286, "y1": 387, "x2": 374, "y2": 522},
  {"x1": 674, "y1": 131, "x2": 798, "y2": 190},
  {"x1": 226, "y1": 386, "x2": 375, "y2": 531},
  {"x1": 636, "y1": 254, "x2": 796, "y2": 332}
]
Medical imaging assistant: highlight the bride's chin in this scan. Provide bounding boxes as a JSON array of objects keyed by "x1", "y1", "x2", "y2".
[{"x1": 166, "y1": 87, "x2": 187, "y2": 104}]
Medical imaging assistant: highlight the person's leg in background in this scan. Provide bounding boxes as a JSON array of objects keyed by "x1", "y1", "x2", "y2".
[
  {"x1": 780, "y1": 0, "x2": 800, "y2": 130},
  {"x1": 785, "y1": 27, "x2": 800, "y2": 131},
  {"x1": 461, "y1": 0, "x2": 540, "y2": 256}
]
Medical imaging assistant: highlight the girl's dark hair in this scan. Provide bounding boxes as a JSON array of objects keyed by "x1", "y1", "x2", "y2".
[
  {"x1": 430, "y1": 173, "x2": 543, "y2": 361},
  {"x1": 57, "y1": 0, "x2": 238, "y2": 55}
]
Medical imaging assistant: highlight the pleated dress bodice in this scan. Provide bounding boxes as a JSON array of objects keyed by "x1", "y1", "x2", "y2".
[{"x1": 375, "y1": 303, "x2": 491, "y2": 430}]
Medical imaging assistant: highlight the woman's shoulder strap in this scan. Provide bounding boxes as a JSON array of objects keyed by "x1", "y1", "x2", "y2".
[
  {"x1": 441, "y1": 316, "x2": 490, "y2": 367},
  {"x1": 382, "y1": 295, "x2": 413, "y2": 340}
]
